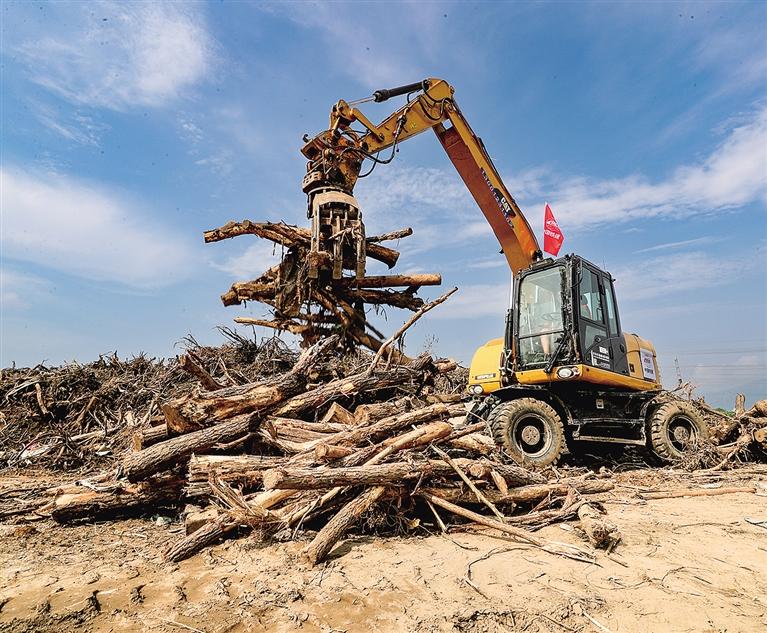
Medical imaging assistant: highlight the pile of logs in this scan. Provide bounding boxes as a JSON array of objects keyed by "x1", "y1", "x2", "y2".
[
  {"x1": 206, "y1": 220, "x2": 443, "y2": 356},
  {"x1": 701, "y1": 396, "x2": 767, "y2": 469},
  {"x1": 39, "y1": 335, "x2": 617, "y2": 566}
]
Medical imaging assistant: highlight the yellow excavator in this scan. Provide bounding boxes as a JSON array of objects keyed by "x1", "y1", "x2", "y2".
[{"x1": 300, "y1": 78, "x2": 707, "y2": 466}]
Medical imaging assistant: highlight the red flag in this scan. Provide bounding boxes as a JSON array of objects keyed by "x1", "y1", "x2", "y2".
[{"x1": 543, "y1": 203, "x2": 564, "y2": 256}]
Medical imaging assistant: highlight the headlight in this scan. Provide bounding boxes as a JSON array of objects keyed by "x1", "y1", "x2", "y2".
[
  {"x1": 557, "y1": 366, "x2": 579, "y2": 379},
  {"x1": 468, "y1": 384, "x2": 484, "y2": 395}
]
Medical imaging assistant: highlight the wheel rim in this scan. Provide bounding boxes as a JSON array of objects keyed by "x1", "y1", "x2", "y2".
[
  {"x1": 667, "y1": 415, "x2": 699, "y2": 452},
  {"x1": 511, "y1": 414, "x2": 552, "y2": 458}
]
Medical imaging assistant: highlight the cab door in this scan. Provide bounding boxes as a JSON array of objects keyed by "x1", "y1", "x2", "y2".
[{"x1": 577, "y1": 264, "x2": 613, "y2": 372}]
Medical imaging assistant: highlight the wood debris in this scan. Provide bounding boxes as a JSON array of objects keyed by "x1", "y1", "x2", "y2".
[{"x1": 206, "y1": 220, "x2": 444, "y2": 356}]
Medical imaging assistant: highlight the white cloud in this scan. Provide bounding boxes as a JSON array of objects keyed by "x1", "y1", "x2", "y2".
[
  {"x1": 263, "y1": 4, "x2": 439, "y2": 89},
  {"x1": 613, "y1": 251, "x2": 755, "y2": 303},
  {"x1": 16, "y1": 3, "x2": 214, "y2": 110},
  {"x1": 32, "y1": 103, "x2": 108, "y2": 146},
  {"x1": 352, "y1": 105, "x2": 767, "y2": 249},
  {"x1": 634, "y1": 236, "x2": 721, "y2": 254},
  {"x1": 429, "y1": 283, "x2": 511, "y2": 320},
  {"x1": 212, "y1": 241, "x2": 283, "y2": 279},
  {"x1": 541, "y1": 106, "x2": 767, "y2": 229},
  {"x1": 1, "y1": 167, "x2": 197, "y2": 288},
  {"x1": 0, "y1": 268, "x2": 52, "y2": 310}
]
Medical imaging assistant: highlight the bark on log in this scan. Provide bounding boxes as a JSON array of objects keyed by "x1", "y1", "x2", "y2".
[
  {"x1": 179, "y1": 354, "x2": 225, "y2": 391},
  {"x1": 131, "y1": 424, "x2": 169, "y2": 451},
  {"x1": 165, "y1": 515, "x2": 237, "y2": 563},
  {"x1": 305, "y1": 486, "x2": 386, "y2": 566},
  {"x1": 185, "y1": 454, "x2": 287, "y2": 497},
  {"x1": 337, "y1": 274, "x2": 441, "y2": 289},
  {"x1": 162, "y1": 336, "x2": 337, "y2": 432},
  {"x1": 204, "y1": 221, "x2": 400, "y2": 268},
  {"x1": 317, "y1": 403, "x2": 465, "y2": 451},
  {"x1": 273, "y1": 356, "x2": 434, "y2": 419},
  {"x1": 420, "y1": 479, "x2": 613, "y2": 505},
  {"x1": 639, "y1": 486, "x2": 756, "y2": 500},
  {"x1": 340, "y1": 288, "x2": 424, "y2": 311},
  {"x1": 122, "y1": 414, "x2": 254, "y2": 482},
  {"x1": 47, "y1": 477, "x2": 184, "y2": 522},
  {"x1": 366, "y1": 228, "x2": 413, "y2": 243},
  {"x1": 448, "y1": 433, "x2": 495, "y2": 456},
  {"x1": 353, "y1": 398, "x2": 412, "y2": 425},
  {"x1": 734, "y1": 393, "x2": 746, "y2": 418},
  {"x1": 264, "y1": 458, "x2": 458, "y2": 491}
]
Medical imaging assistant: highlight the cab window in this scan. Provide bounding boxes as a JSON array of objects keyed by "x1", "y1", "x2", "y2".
[
  {"x1": 604, "y1": 281, "x2": 618, "y2": 335},
  {"x1": 517, "y1": 267, "x2": 564, "y2": 365},
  {"x1": 579, "y1": 270, "x2": 604, "y2": 323}
]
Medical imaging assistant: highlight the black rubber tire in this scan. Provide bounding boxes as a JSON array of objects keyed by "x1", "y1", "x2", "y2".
[
  {"x1": 648, "y1": 401, "x2": 709, "y2": 462},
  {"x1": 487, "y1": 398, "x2": 566, "y2": 468}
]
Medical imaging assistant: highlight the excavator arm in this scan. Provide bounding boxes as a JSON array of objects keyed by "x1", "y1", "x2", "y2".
[{"x1": 300, "y1": 78, "x2": 542, "y2": 273}]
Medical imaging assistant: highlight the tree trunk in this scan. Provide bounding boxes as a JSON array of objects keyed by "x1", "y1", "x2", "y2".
[
  {"x1": 47, "y1": 477, "x2": 183, "y2": 522},
  {"x1": 353, "y1": 398, "x2": 412, "y2": 425},
  {"x1": 337, "y1": 274, "x2": 441, "y2": 289},
  {"x1": 131, "y1": 424, "x2": 169, "y2": 451},
  {"x1": 185, "y1": 454, "x2": 287, "y2": 497},
  {"x1": 122, "y1": 414, "x2": 255, "y2": 481},
  {"x1": 264, "y1": 458, "x2": 460, "y2": 491},
  {"x1": 203, "y1": 221, "x2": 400, "y2": 268},
  {"x1": 305, "y1": 486, "x2": 386, "y2": 566},
  {"x1": 165, "y1": 514, "x2": 238, "y2": 563},
  {"x1": 420, "y1": 479, "x2": 613, "y2": 505},
  {"x1": 162, "y1": 336, "x2": 337, "y2": 432},
  {"x1": 273, "y1": 356, "x2": 434, "y2": 419}
]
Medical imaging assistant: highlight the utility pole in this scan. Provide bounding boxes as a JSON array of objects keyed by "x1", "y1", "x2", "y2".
[{"x1": 674, "y1": 357, "x2": 682, "y2": 386}]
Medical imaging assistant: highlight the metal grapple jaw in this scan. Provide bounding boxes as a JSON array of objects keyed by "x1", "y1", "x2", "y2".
[{"x1": 305, "y1": 185, "x2": 366, "y2": 281}]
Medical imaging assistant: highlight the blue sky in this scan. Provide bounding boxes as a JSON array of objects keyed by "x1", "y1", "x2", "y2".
[{"x1": 1, "y1": 1, "x2": 766, "y2": 408}]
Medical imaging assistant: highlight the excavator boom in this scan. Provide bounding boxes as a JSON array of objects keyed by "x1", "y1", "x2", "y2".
[{"x1": 300, "y1": 78, "x2": 542, "y2": 274}]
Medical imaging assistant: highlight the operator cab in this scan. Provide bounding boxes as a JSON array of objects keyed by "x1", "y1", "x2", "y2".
[{"x1": 506, "y1": 254, "x2": 648, "y2": 382}]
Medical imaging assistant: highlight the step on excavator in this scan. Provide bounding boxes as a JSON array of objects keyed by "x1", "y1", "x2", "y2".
[{"x1": 299, "y1": 78, "x2": 707, "y2": 466}]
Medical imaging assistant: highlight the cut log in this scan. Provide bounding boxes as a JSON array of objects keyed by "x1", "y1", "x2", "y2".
[
  {"x1": 341, "y1": 288, "x2": 424, "y2": 311},
  {"x1": 338, "y1": 274, "x2": 441, "y2": 289},
  {"x1": 448, "y1": 433, "x2": 495, "y2": 456},
  {"x1": 131, "y1": 424, "x2": 169, "y2": 451},
  {"x1": 353, "y1": 398, "x2": 412, "y2": 425},
  {"x1": 162, "y1": 335, "x2": 337, "y2": 432},
  {"x1": 179, "y1": 354, "x2": 225, "y2": 391},
  {"x1": 204, "y1": 221, "x2": 400, "y2": 268},
  {"x1": 265, "y1": 458, "x2": 458, "y2": 491},
  {"x1": 122, "y1": 414, "x2": 254, "y2": 482},
  {"x1": 46, "y1": 477, "x2": 183, "y2": 522},
  {"x1": 318, "y1": 403, "x2": 465, "y2": 451},
  {"x1": 366, "y1": 227, "x2": 413, "y2": 243},
  {"x1": 274, "y1": 356, "x2": 434, "y2": 419},
  {"x1": 305, "y1": 486, "x2": 387, "y2": 566},
  {"x1": 165, "y1": 514, "x2": 237, "y2": 563},
  {"x1": 639, "y1": 486, "x2": 756, "y2": 500},
  {"x1": 420, "y1": 479, "x2": 614, "y2": 506},
  {"x1": 185, "y1": 454, "x2": 287, "y2": 497},
  {"x1": 320, "y1": 403, "x2": 356, "y2": 427}
]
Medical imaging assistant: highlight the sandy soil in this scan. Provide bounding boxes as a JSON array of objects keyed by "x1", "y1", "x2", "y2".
[{"x1": 1, "y1": 470, "x2": 766, "y2": 633}]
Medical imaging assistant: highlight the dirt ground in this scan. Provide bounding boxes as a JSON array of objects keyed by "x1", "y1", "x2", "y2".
[{"x1": 1, "y1": 469, "x2": 766, "y2": 633}]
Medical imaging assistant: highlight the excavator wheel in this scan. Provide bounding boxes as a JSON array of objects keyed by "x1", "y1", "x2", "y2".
[
  {"x1": 648, "y1": 401, "x2": 709, "y2": 463},
  {"x1": 488, "y1": 398, "x2": 566, "y2": 468}
]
